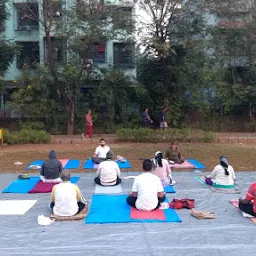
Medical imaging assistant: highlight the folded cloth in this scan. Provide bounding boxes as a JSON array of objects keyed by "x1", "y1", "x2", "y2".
[
  {"x1": 117, "y1": 155, "x2": 126, "y2": 163},
  {"x1": 191, "y1": 208, "x2": 216, "y2": 219}
]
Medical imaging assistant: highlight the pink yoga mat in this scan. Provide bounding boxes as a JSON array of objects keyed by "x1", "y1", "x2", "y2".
[
  {"x1": 60, "y1": 159, "x2": 69, "y2": 168},
  {"x1": 229, "y1": 199, "x2": 239, "y2": 208},
  {"x1": 130, "y1": 207, "x2": 166, "y2": 220},
  {"x1": 170, "y1": 160, "x2": 195, "y2": 169},
  {"x1": 28, "y1": 181, "x2": 59, "y2": 193}
]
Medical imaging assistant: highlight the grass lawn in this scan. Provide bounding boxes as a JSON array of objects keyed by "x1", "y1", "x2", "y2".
[{"x1": 1, "y1": 141, "x2": 256, "y2": 173}]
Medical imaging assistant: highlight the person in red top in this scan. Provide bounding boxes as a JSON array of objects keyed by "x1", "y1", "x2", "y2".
[
  {"x1": 239, "y1": 182, "x2": 256, "y2": 217},
  {"x1": 82, "y1": 110, "x2": 93, "y2": 139}
]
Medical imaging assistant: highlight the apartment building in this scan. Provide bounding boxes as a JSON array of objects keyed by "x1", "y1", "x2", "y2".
[{"x1": 0, "y1": 0, "x2": 136, "y2": 117}]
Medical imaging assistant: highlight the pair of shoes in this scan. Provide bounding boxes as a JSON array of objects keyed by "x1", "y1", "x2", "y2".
[{"x1": 170, "y1": 179, "x2": 176, "y2": 186}]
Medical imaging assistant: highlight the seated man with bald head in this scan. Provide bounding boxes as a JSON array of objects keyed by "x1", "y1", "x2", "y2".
[{"x1": 50, "y1": 171, "x2": 87, "y2": 217}]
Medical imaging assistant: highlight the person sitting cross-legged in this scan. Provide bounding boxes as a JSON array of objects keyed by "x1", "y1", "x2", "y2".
[
  {"x1": 239, "y1": 182, "x2": 256, "y2": 217},
  {"x1": 92, "y1": 138, "x2": 110, "y2": 164},
  {"x1": 205, "y1": 156, "x2": 236, "y2": 187},
  {"x1": 94, "y1": 150, "x2": 121, "y2": 186},
  {"x1": 126, "y1": 159, "x2": 166, "y2": 211},
  {"x1": 152, "y1": 151, "x2": 176, "y2": 186},
  {"x1": 40, "y1": 150, "x2": 62, "y2": 183},
  {"x1": 50, "y1": 171, "x2": 87, "y2": 217}
]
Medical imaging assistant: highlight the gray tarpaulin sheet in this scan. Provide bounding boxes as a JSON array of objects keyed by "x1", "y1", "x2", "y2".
[{"x1": 0, "y1": 171, "x2": 255, "y2": 256}]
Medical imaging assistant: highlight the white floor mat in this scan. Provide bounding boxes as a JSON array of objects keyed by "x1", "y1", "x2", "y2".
[
  {"x1": 94, "y1": 184, "x2": 122, "y2": 194},
  {"x1": 0, "y1": 200, "x2": 37, "y2": 215}
]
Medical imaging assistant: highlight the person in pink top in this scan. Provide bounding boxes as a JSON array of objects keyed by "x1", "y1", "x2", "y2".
[
  {"x1": 82, "y1": 110, "x2": 93, "y2": 139},
  {"x1": 151, "y1": 151, "x2": 176, "y2": 186}
]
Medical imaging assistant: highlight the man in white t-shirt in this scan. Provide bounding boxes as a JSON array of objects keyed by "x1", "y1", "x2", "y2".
[
  {"x1": 50, "y1": 171, "x2": 87, "y2": 216},
  {"x1": 94, "y1": 150, "x2": 121, "y2": 186},
  {"x1": 92, "y1": 138, "x2": 110, "y2": 164},
  {"x1": 126, "y1": 159, "x2": 165, "y2": 211}
]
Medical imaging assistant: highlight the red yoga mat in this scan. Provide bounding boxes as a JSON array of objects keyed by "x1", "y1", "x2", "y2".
[
  {"x1": 28, "y1": 181, "x2": 60, "y2": 193},
  {"x1": 130, "y1": 207, "x2": 166, "y2": 220}
]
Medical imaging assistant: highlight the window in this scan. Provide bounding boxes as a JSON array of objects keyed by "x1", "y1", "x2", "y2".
[
  {"x1": 112, "y1": 7, "x2": 133, "y2": 29},
  {"x1": 44, "y1": 37, "x2": 65, "y2": 63},
  {"x1": 113, "y1": 42, "x2": 134, "y2": 68},
  {"x1": 88, "y1": 43, "x2": 106, "y2": 63},
  {"x1": 16, "y1": 42, "x2": 40, "y2": 69},
  {"x1": 16, "y1": 3, "x2": 39, "y2": 30}
]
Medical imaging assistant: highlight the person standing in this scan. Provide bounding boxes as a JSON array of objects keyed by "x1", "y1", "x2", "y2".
[
  {"x1": 82, "y1": 110, "x2": 93, "y2": 139},
  {"x1": 142, "y1": 108, "x2": 153, "y2": 128},
  {"x1": 160, "y1": 107, "x2": 168, "y2": 130}
]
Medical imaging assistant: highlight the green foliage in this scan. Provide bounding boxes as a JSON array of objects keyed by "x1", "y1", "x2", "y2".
[
  {"x1": 95, "y1": 69, "x2": 136, "y2": 132},
  {"x1": 4, "y1": 129, "x2": 51, "y2": 144},
  {"x1": 8, "y1": 67, "x2": 62, "y2": 118},
  {"x1": 244, "y1": 122, "x2": 256, "y2": 132},
  {"x1": 203, "y1": 131, "x2": 216, "y2": 143},
  {"x1": 116, "y1": 128, "x2": 212, "y2": 143},
  {"x1": 18, "y1": 121, "x2": 45, "y2": 131},
  {"x1": 0, "y1": 39, "x2": 17, "y2": 76}
]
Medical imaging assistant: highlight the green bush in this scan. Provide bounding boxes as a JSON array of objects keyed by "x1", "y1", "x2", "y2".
[
  {"x1": 244, "y1": 122, "x2": 256, "y2": 132},
  {"x1": 19, "y1": 121, "x2": 45, "y2": 131},
  {"x1": 203, "y1": 131, "x2": 216, "y2": 143},
  {"x1": 4, "y1": 129, "x2": 51, "y2": 144},
  {"x1": 116, "y1": 128, "x2": 215, "y2": 143}
]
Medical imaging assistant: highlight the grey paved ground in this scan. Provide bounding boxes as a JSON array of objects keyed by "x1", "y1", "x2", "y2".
[{"x1": 0, "y1": 171, "x2": 255, "y2": 256}]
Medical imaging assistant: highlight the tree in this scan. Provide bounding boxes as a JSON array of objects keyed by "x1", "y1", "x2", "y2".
[
  {"x1": 135, "y1": 0, "x2": 209, "y2": 125},
  {"x1": 0, "y1": 0, "x2": 17, "y2": 77},
  {"x1": 94, "y1": 69, "x2": 135, "y2": 131},
  {"x1": 8, "y1": 66, "x2": 60, "y2": 119},
  {"x1": 209, "y1": 1, "x2": 256, "y2": 121},
  {"x1": 13, "y1": 0, "x2": 134, "y2": 134}
]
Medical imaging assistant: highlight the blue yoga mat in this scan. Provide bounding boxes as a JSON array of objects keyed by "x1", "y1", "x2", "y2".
[
  {"x1": 64, "y1": 160, "x2": 80, "y2": 169},
  {"x1": 25, "y1": 160, "x2": 44, "y2": 170},
  {"x1": 2, "y1": 177, "x2": 41, "y2": 193},
  {"x1": 164, "y1": 185, "x2": 176, "y2": 193},
  {"x1": 115, "y1": 160, "x2": 131, "y2": 169},
  {"x1": 187, "y1": 159, "x2": 206, "y2": 169},
  {"x1": 83, "y1": 159, "x2": 94, "y2": 169},
  {"x1": 2, "y1": 176, "x2": 80, "y2": 194},
  {"x1": 83, "y1": 159, "x2": 132, "y2": 169},
  {"x1": 86, "y1": 195, "x2": 182, "y2": 224},
  {"x1": 70, "y1": 177, "x2": 80, "y2": 183}
]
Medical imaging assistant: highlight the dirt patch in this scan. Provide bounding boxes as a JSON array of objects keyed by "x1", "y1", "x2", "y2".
[{"x1": 1, "y1": 140, "x2": 256, "y2": 173}]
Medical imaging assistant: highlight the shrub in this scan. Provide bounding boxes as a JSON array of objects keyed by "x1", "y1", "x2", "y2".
[
  {"x1": 116, "y1": 128, "x2": 215, "y2": 143},
  {"x1": 203, "y1": 131, "x2": 216, "y2": 143},
  {"x1": 244, "y1": 122, "x2": 256, "y2": 132},
  {"x1": 4, "y1": 129, "x2": 51, "y2": 144},
  {"x1": 19, "y1": 121, "x2": 45, "y2": 131}
]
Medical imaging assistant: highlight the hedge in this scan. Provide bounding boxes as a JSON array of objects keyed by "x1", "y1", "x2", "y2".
[{"x1": 116, "y1": 128, "x2": 215, "y2": 143}]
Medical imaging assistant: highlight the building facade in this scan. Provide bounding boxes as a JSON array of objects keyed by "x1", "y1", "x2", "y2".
[{"x1": 0, "y1": 0, "x2": 136, "y2": 118}]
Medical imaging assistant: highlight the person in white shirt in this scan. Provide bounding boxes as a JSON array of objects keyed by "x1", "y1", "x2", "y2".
[
  {"x1": 126, "y1": 159, "x2": 165, "y2": 211},
  {"x1": 92, "y1": 138, "x2": 111, "y2": 164},
  {"x1": 50, "y1": 171, "x2": 87, "y2": 216},
  {"x1": 94, "y1": 150, "x2": 121, "y2": 186},
  {"x1": 205, "y1": 156, "x2": 236, "y2": 187}
]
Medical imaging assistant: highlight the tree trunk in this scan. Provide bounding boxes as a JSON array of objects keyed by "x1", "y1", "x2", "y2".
[
  {"x1": 249, "y1": 102, "x2": 255, "y2": 122},
  {"x1": 67, "y1": 96, "x2": 75, "y2": 135}
]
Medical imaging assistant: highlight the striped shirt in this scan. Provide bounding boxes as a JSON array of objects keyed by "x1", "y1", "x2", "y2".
[{"x1": 245, "y1": 182, "x2": 256, "y2": 213}]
